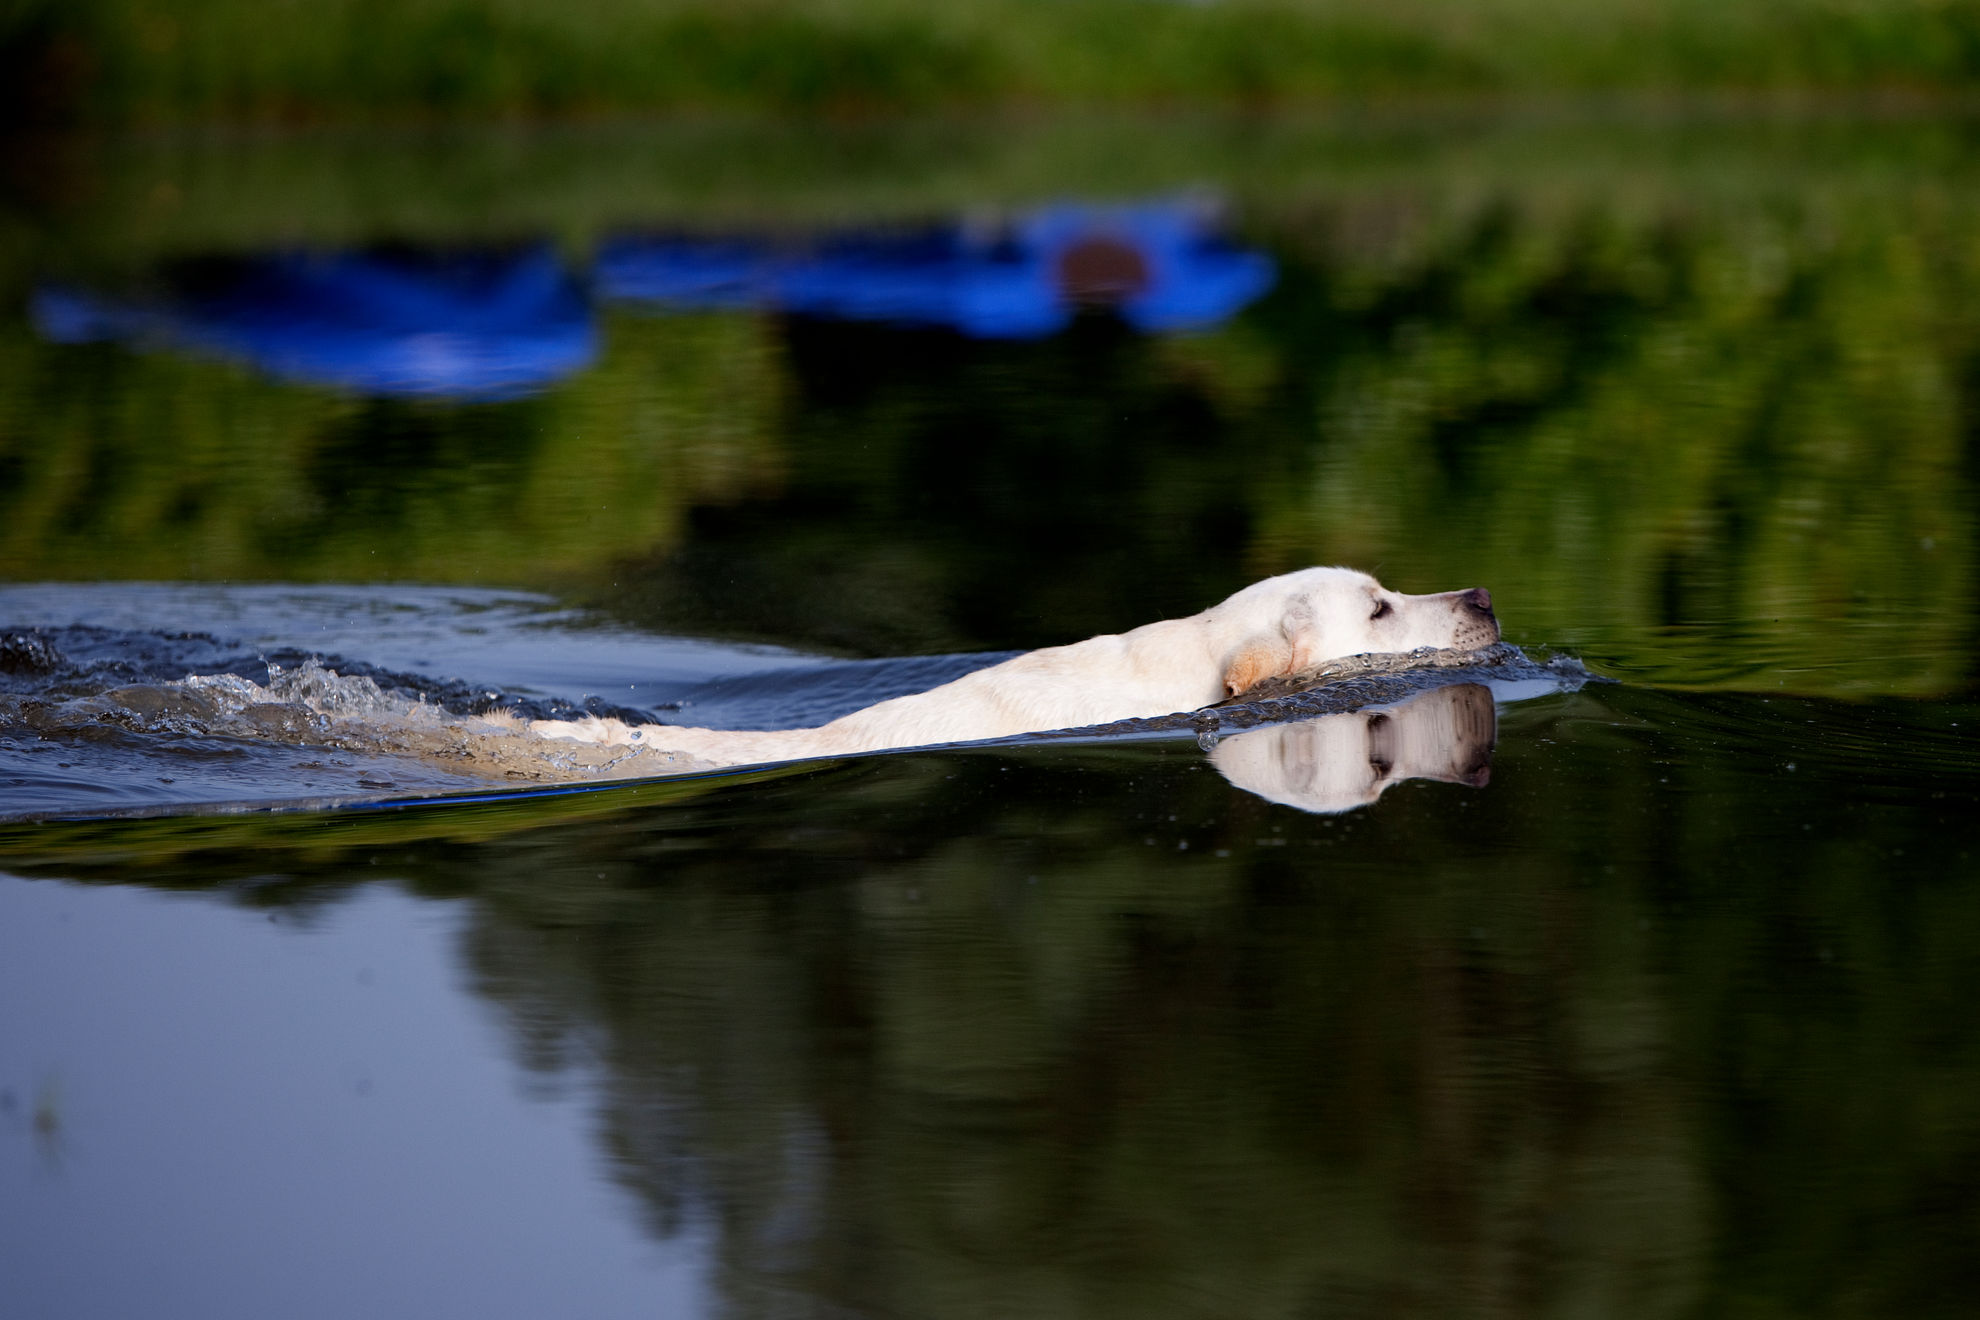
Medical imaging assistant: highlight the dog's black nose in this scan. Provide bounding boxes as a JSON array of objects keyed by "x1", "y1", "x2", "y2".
[{"x1": 1461, "y1": 587, "x2": 1494, "y2": 615}]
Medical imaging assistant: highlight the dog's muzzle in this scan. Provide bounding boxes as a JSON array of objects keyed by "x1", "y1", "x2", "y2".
[{"x1": 1453, "y1": 586, "x2": 1500, "y2": 646}]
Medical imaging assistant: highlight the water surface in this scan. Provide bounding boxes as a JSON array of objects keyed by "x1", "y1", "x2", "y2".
[
  {"x1": 4, "y1": 114, "x2": 1980, "y2": 1318},
  {"x1": 5, "y1": 671, "x2": 1977, "y2": 1317}
]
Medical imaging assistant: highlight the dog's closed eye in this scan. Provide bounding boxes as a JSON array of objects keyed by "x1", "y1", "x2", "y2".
[{"x1": 1370, "y1": 599, "x2": 1392, "y2": 621}]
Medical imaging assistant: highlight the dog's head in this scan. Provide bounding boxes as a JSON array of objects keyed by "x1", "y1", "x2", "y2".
[
  {"x1": 1216, "y1": 566, "x2": 1499, "y2": 699},
  {"x1": 1208, "y1": 682, "x2": 1497, "y2": 814}
]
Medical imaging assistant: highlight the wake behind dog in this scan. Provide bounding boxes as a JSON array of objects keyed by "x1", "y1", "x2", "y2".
[{"x1": 0, "y1": 567, "x2": 1579, "y2": 818}]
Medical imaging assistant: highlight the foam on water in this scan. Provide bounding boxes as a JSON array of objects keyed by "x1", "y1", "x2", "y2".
[
  {"x1": 0, "y1": 584, "x2": 1021, "y2": 815},
  {"x1": 0, "y1": 585, "x2": 788, "y2": 816},
  {"x1": 0, "y1": 657, "x2": 714, "y2": 819}
]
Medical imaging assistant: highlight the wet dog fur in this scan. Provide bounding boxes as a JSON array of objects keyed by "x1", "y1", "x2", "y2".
[{"x1": 531, "y1": 566, "x2": 1500, "y2": 767}]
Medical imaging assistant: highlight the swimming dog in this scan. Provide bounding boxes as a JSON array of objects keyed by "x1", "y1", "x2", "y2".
[{"x1": 531, "y1": 566, "x2": 1499, "y2": 767}]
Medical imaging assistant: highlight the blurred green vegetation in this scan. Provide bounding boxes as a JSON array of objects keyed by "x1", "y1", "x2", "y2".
[
  {"x1": 1, "y1": 117, "x2": 1976, "y2": 697},
  {"x1": 623, "y1": 195, "x2": 1976, "y2": 694},
  {"x1": 11, "y1": 0, "x2": 1980, "y2": 123},
  {"x1": 1246, "y1": 192, "x2": 1980, "y2": 694},
  {"x1": 7, "y1": 682, "x2": 1978, "y2": 1316},
  {"x1": 0, "y1": 307, "x2": 784, "y2": 582}
]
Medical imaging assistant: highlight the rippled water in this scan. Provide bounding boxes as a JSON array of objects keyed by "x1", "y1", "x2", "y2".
[
  {"x1": 5, "y1": 116, "x2": 1980, "y2": 1318},
  {"x1": 0, "y1": 583, "x2": 1588, "y2": 817},
  {"x1": 6, "y1": 664, "x2": 1977, "y2": 1318},
  {"x1": 0, "y1": 583, "x2": 901, "y2": 812}
]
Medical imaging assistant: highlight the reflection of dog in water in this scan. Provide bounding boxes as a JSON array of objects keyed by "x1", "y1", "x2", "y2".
[
  {"x1": 1209, "y1": 683, "x2": 1497, "y2": 815},
  {"x1": 532, "y1": 567, "x2": 1500, "y2": 767}
]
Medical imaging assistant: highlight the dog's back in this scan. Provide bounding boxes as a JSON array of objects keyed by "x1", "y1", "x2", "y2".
[{"x1": 532, "y1": 567, "x2": 1500, "y2": 767}]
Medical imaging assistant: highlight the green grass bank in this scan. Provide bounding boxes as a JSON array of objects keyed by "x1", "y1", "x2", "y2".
[{"x1": 9, "y1": 0, "x2": 1980, "y2": 124}]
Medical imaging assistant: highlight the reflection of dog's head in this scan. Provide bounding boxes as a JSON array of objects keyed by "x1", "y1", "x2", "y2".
[
  {"x1": 1216, "y1": 566, "x2": 1499, "y2": 698},
  {"x1": 1209, "y1": 683, "x2": 1497, "y2": 814}
]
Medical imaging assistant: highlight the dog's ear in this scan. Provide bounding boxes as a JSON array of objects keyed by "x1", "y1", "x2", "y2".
[
  {"x1": 1223, "y1": 599, "x2": 1325, "y2": 697},
  {"x1": 1222, "y1": 636, "x2": 1293, "y2": 697},
  {"x1": 1281, "y1": 598, "x2": 1323, "y2": 673}
]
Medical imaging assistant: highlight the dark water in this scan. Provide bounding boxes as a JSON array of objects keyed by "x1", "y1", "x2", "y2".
[{"x1": 4, "y1": 115, "x2": 1980, "y2": 1317}]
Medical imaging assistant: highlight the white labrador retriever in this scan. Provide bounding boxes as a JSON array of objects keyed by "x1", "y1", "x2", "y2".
[{"x1": 532, "y1": 566, "x2": 1499, "y2": 767}]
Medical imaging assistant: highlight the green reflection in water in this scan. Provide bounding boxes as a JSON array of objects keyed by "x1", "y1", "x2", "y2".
[
  {"x1": 1240, "y1": 196, "x2": 1980, "y2": 697},
  {"x1": 0, "y1": 309, "x2": 782, "y2": 583},
  {"x1": 6, "y1": 684, "x2": 1978, "y2": 1317},
  {"x1": 2, "y1": 118, "x2": 1977, "y2": 698}
]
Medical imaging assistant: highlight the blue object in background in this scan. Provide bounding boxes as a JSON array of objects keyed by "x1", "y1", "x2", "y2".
[
  {"x1": 33, "y1": 247, "x2": 598, "y2": 401},
  {"x1": 28, "y1": 198, "x2": 1273, "y2": 401},
  {"x1": 594, "y1": 198, "x2": 1276, "y2": 338}
]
